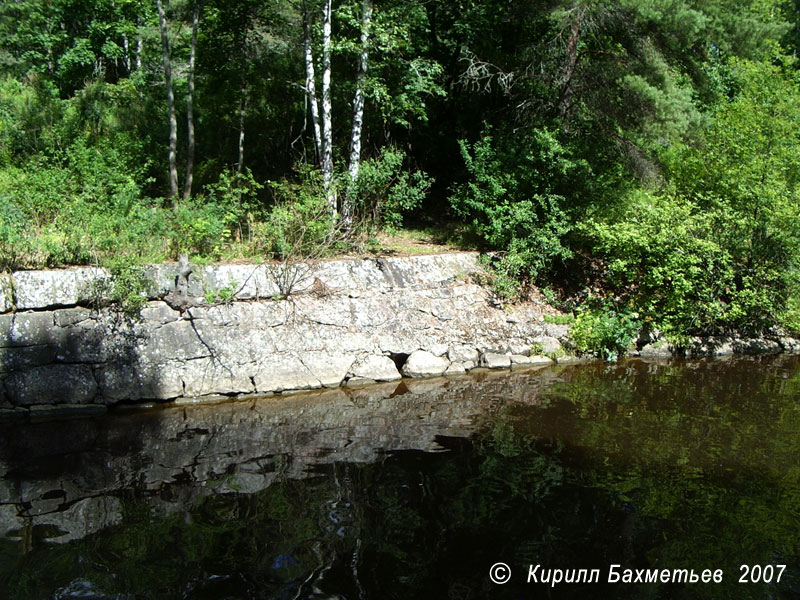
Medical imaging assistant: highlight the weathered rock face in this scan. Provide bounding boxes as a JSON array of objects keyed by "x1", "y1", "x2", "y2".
[{"x1": 0, "y1": 254, "x2": 570, "y2": 411}]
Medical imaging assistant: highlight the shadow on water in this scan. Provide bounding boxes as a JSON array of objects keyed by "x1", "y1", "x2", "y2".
[{"x1": 0, "y1": 355, "x2": 799, "y2": 599}]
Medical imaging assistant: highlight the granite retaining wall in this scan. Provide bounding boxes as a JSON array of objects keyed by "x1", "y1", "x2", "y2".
[{"x1": 0, "y1": 253, "x2": 568, "y2": 416}]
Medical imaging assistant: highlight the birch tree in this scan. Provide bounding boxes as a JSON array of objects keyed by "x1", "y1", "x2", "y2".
[
  {"x1": 320, "y1": 0, "x2": 335, "y2": 215},
  {"x1": 343, "y1": 0, "x2": 372, "y2": 226},
  {"x1": 302, "y1": 0, "x2": 323, "y2": 164},
  {"x1": 303, "y1": 0, "x2": 335, "y2": 216},
  {"x1": 155, "y1": 0, "x2": 179, "y2": 201},
  {"x1": 183, "y1": 0, "x2": 202, "y2": 199}
]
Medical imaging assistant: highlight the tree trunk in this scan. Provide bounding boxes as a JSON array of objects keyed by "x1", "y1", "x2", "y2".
[
  {"x1": 122, "y1": 35, "x2": 131, "y2": 74},
  {"x1": 303, "y1": 0, "x2": 323, "y2": 162},
  {"x1": 557, "y1": 4, "x2": 585, "y2": 120},
  {"x1": 183, "y1": 0, "x2": 201, "y2": 200},
  {"x1": 321, "y1": 0, "x2": 336, "y2": 216},
  {"x1": 344, "y1": 0, "x2": 373, "y2": 226},
  {"x1": 236, "y1": 17, "x2": 250, "y2": 175},
  {"x1": 156, "y1": 0, "x2": 179, "y2": 202},
  {"x1": 237, "y1": 85, "x2": 248, "y2": 174}
]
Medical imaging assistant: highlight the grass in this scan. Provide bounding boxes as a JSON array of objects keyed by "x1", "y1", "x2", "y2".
[
  {"x1": 543, "y1": 314, "x2": 575, "y2": 325},
  {"x1": 365, "y1": 225, "x2": 477, "y2": 256}
]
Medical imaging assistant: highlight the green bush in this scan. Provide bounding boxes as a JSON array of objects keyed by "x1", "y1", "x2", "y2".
[
  {"x1": 171, "y1": 198, "x2": 230, "y2": 259},
  {"x1": 449, "y1": 129, "x2": 574, "y2": 286},
  {"x1": 87, "y1": 258, "x2": 150, "y2": 319},
  {"x1": 543, "y1": 314, "x2": 574, "y2": 325},
  {"x1": 0, "y1": 194, "x2": 30, "y2": 271},
  {"x1": 582, "y1": 60, "x2": 800, "y2": 339},
  {"x1": 571, "y1": 307, "x2": 640, "y2": 362},
  {"x1": 346, "y1": 147, "x2": 432, "y2": 230},
  {"x1": 580, "y1": 191, "x2": 731, "y2": 340},
  {"x1": 253, "y1": 169, "x2": 334, "y2": 260}
]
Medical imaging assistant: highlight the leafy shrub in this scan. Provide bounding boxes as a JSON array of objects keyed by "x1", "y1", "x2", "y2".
[
  {"x1": 170, "y1": 198, "x2": 231, "y2": 258},
  {"x1": 571, "y1": 307, "x2": 640, "y2": 361},
  {"x1": 105, "y1": 261, "x2": 150, "y2": 318},
  {"x1": 580, "y1": 191, "x2": 732, "y2": 340},
  {"x1": 205, "y1": 168, "x2": 264, "y2": 237},
  {"x1": 449, "y1": 129, "x2": 575, "y2": 287},
  {"x1": 346, "y1": 147, "x2": 432, "y2": 230},
  {"x1": 255, "y1": 168, "x2": 335, "y2": 260},
  {"x1": 582, "y1": 60, "x2": 800, "y2": 338},
  {"x1": 476, "y1": 253, "x2": 523, "y2": 301},
  {"x1": 85, "y1": 258, "x2": 150, "y2": 319},
  {"x1": 0, "y1": 194, "x2": 30, "y2": 271}
]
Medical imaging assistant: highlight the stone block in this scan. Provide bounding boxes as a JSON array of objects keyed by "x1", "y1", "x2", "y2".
[
  {"x1": 254, "y1": 354, "x2": 320, "y2": 393},
  {"x1": 165, "y1": 358, "x2": 255, "y2": 397},
  {"x1": 13, "y1": 267, "x2": 110, "y2": 310},
  {"x1": 401, "y1": 350, "x2": 450, "y2": 378},
  {"x1": 349, "y1": 355, "x2": 401, "y2": 382},
  {"x1": 139, "y1": 302, "x2": 180, "y2": 325},
  {"x1": 445, "y1": 361, "x2": 471, "y2": 375},
  {"x1": 6, "y1": 364, "x2": 98, "y2": 405},
  {"x1": 510, "y1": 354, "x2": 553, "y2": 366},
  {"x1": 0, "y1": 274, "x2": 12, "y2": 313},
  {"x1": 53, "y1": 307, "x2": 93, "y2": 327},
  {"x1": 4, "y1": 312, "x2": 58, "y2": 347},
  {"x1": 143, "y1": 263, "x2": 204, "y2": 297},
  {"x1": 300, "y1": 352, "x2": 356, "y2": 388},
  {"x1": 481, "y1": 352, "x2": 511, "y2": 369},
  {"x1": 533, "y1": 335, "x2": 562, "y2": 355},
  {"x1": 544, "y1": 322, "x2": 570, "y2": 339},
  {"x1": 448, "y1": 345, "x2": 480, "y2": 364},
  {"x1": 0, "y1": 345, "x2": 58, "y2": 372},
  {"x1": 201, "y1": 264, "x2": 279, "y2": 300},
  {"x1": 55, "y1": 320, "x2": 110, "y2": 363},
  {"x1": 144, "y1": 320, "x2": 211, "y2": 362},
  {"x1": 97, "y1": 362, "x2": 164, "y2": 402}
]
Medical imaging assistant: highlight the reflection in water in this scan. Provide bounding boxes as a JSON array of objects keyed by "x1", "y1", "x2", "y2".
[{"x1": 1, "y1": 357, "x2": 799, "y2": 599}]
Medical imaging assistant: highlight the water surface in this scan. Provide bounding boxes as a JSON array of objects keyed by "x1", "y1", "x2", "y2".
[{"x1": 1, "y1": 356, "x2": 799, "y2": 599}]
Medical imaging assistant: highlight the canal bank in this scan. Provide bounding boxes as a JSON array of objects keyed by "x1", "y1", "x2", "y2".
[
  {"x1": 0, "y1": 253, "x2": 573, "y2": 417},
  {"x1": 2, "y1": 252, "x2": 798, "y2": 418}
]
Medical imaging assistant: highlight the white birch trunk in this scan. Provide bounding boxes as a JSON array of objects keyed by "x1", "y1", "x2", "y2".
[
  {"x1": 302, "y1": 0, "x2": 323, "y2": 162},
  {"x1": 344, "y1": 0, "x2": 372, "y2": 226},
  {"x1": 156, "y1": 0, "x2": 179, "y2": 202},
  {"x1": 183, "y1": 0, "x2": 201, "y2": 200},
  {"x1": 237, "y1": 86, "x2": 248, "y2": 174},
  {"x1": 122, "y1": 35, "x2": 131, "y2": 73},
  {"x1": 321, "y1": 0, "x2": 336, "y2": 217}
]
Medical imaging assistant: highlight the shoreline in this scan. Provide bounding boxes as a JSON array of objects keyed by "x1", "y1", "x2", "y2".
[{"x1": 2, "y1": 252, "x2": 797, "y2": 421}]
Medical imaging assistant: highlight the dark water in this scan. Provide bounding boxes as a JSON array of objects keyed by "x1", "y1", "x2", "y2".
[{"x1": 1, "y1": 357, "x2": 799, "y2": 600}]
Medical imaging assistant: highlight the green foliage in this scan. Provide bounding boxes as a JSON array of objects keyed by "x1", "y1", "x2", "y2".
[
  {"x1": 475, "y1": 254, "x2": 523, "y2": 301},
  {"x1": 450, "y1": 130, "x2": 574, "y2": 285},
  {"x1": 571, "y1": 306, "x2": 640, "y2": 361},
  {"x1": 206, "y1": 168, "x2": 264, "y2": 224},
  {"x1": 253, "y1": 168, "x2": 334, "y2": 260},
  {"x1": 87, "y1": 259, "x2": 150, "y2": 319},
  {"x1": 581, "y1": 191, "x2": 729, "y2": 339},
  {"x1": 106, "y1": 262, "x2": 150, "y2": 318},
  {"x1": 347, "y1": 147, "x2": 432, "y2": 230},
  {"x1": 171, "y1": 198, "x2": 231, "y2": 259},
  {"x1": 205, "y1": 280, "x2": 238, "y2": 304},
  {"x1": 582, "y1": 58, "x2": 800, "y2": 338},
  {"x1": 543, "y1": 313, "x2": 574, "y2": 325},
  {"x1": 0, "y1": 193, "x2": 30, "y2": 271}
]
